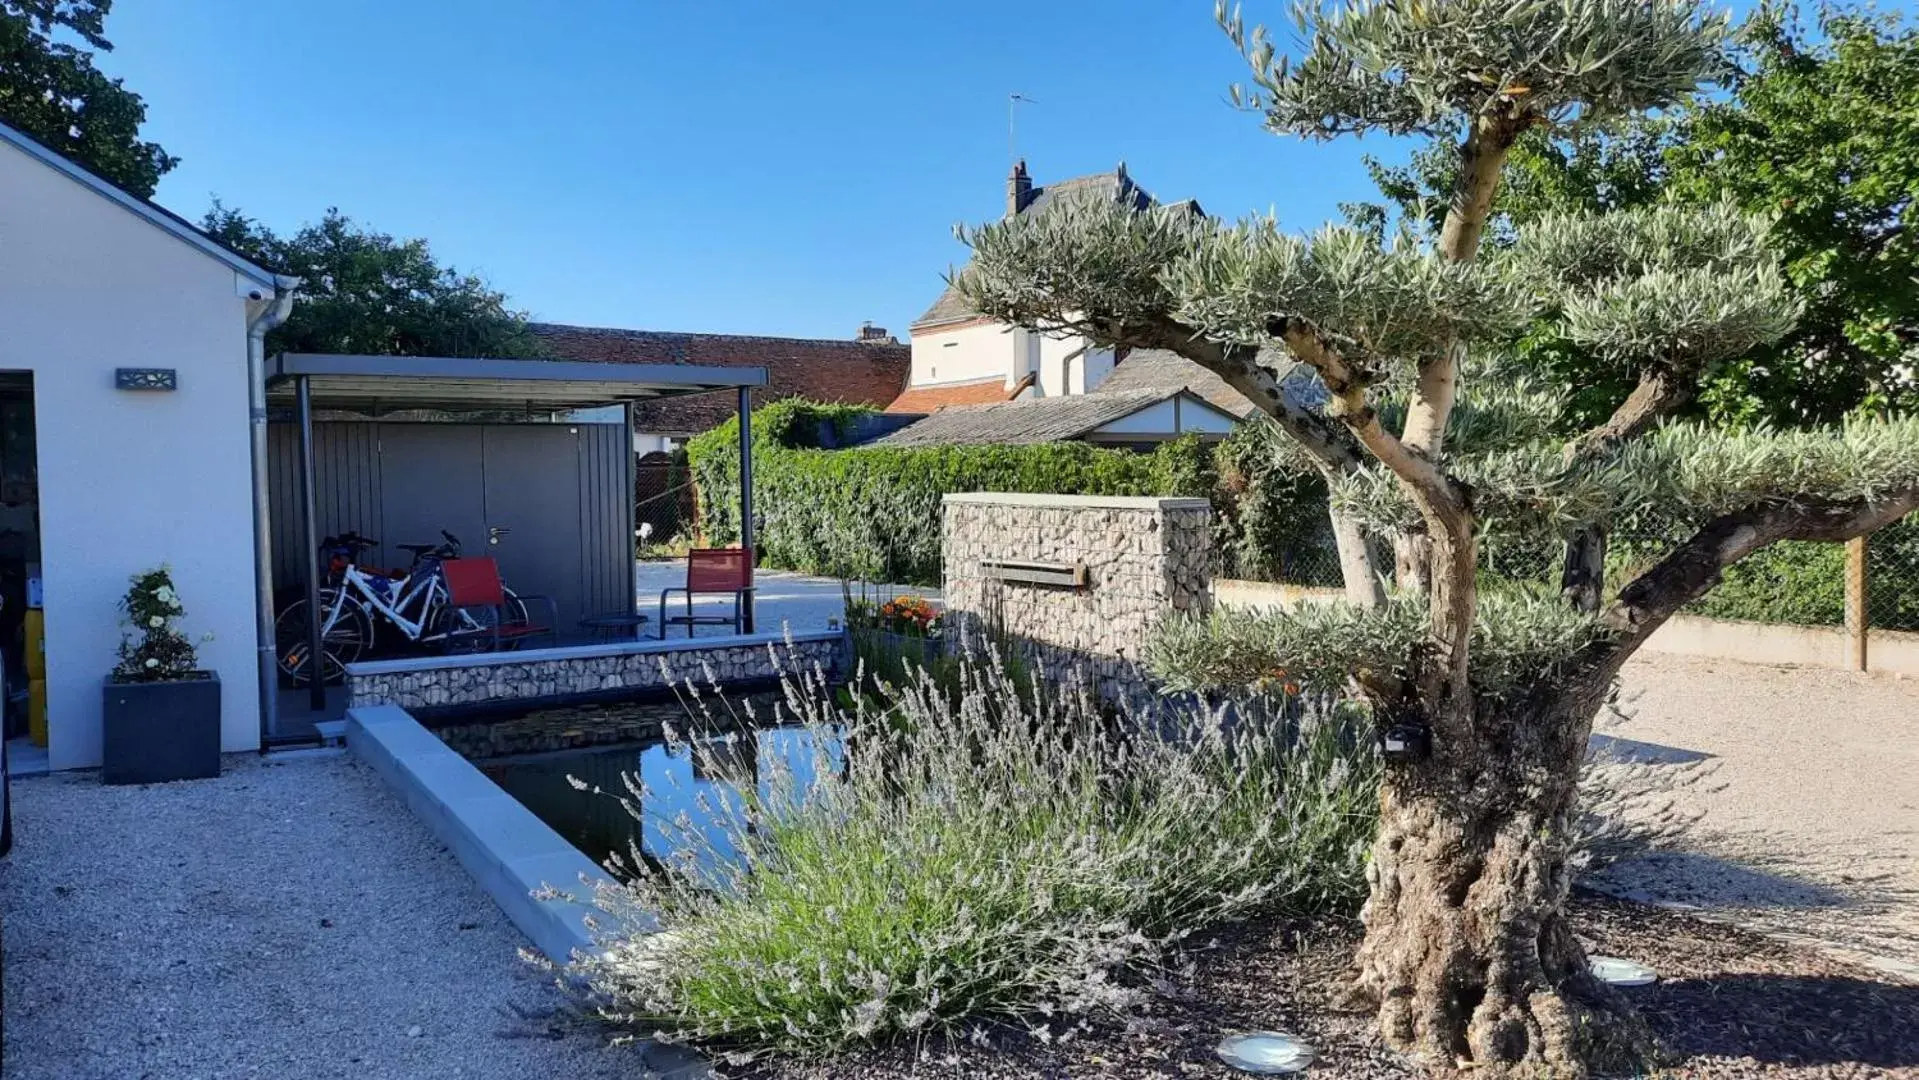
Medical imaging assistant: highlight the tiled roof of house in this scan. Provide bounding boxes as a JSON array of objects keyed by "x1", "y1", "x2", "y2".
[
  {"x1": 883, "y1": 373, "x2": 1033, "y2": 414},
  {"x1": 530, "y1": 323, "x2": 910, "y2": 436},
  {"x1": 866, "y1": 389, "x2": 1181, "y2": 447},
  {"x1": 1096, "y1": 349, "x2": 1261, "y2": 418},
  {"x1": 1096, "y1": 347, "x2": 1325, "y2": 419},
  {"x1": 911, "y1": 164, "x2": 1175, "y2": 333}
]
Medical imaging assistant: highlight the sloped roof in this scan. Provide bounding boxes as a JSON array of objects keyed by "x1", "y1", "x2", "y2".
[
  {"x1": 912, "y1": 164, "x2": 1177, "y2": 333},
  {"x1": 866, "y1": 389, "x2": 1183, "y2": 447},
  {"x1": 884, "y1": 373, "x2": 1032, "y2": 414},
  {"x1": 1097, "y1": 349, "x2": 1259, "y2": 418},
  {"x1": 531, "y1": 322, "x2": 909, "y2": 435},
  {"x1": 1096, "y1": 347, "x2": 1327, "y2": 419},
  {"x1": 0, "y1": 118, "x2": 283, "y2": 288}
]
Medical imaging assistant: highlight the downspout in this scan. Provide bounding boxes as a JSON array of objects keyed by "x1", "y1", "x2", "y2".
[{"x1": 247, "y1": 275, "x2": 300, "y2": 751}]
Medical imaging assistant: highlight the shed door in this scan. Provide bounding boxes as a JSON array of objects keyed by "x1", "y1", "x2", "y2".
[
  {"x1": 481, "y1": 425, "x2": 587, "y2": 630},
  {"x1": 377, "y1": 425, "x2": 488, "y2": 572}
]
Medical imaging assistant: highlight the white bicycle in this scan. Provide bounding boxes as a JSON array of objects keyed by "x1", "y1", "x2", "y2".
[{"x1": 275, "y1": 531, "x2": 527, "y2": 685}]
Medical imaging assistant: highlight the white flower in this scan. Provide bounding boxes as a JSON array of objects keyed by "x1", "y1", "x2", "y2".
[
  {"x1": 143, "y1": 658, "x2": 159, "y2": 669},
  {"x1": 148, "y1": 615, "x2": 164, "y2": 628}
]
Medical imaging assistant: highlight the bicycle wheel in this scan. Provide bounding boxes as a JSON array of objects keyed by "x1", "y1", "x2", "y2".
[
  {"x1": 275, "y1": 590, "x2": 374, "y2": 685},
  {"x1": 425, "y1": 589, "x2": 533, "y2": 653},
  {"x1": 497, "y1": 588, "x2": 533, "y2": 651}
]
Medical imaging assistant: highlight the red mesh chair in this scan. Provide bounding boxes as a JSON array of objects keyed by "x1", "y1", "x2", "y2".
[
  {"x1": 659, "y1": 547, "x2": 752, "y2": 638},
  {"x1": 440, "y1": 558, "x2": 557, "y2": 652}
]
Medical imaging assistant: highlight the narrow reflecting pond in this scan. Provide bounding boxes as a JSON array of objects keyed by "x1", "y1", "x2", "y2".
[{"x1": 478, "y1": 725, "x2": 843, "y2": 877}]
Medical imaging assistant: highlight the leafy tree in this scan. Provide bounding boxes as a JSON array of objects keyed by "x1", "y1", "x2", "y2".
[
  {"x1": 202, "y1": 203, "x2": 546, "y2": 358},
  {"x1": 0, "y1": 0, "x2": 174, "y2": 196},
  {"x1": 1360, "y1": 3, "x2": 1919, "y2": 428},
  {"x1": 1676, "y1": 5, "x2": 1919, "y2": 425},
  {"x1": 957, "y1": 0, "x2": 1919, "y2": 1073}
]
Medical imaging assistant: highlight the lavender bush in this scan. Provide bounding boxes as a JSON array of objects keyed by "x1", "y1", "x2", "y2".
[{"x1": 567, "y1": 654, "x2": 1379, "y2": 1059}]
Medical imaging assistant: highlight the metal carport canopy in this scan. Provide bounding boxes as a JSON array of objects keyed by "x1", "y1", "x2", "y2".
[
  {"x1": 263, "y1": 350, "x2": 766, "y2": 727},
  {"x1": 267, "y1": 351, "x2": 768, "y2": 411}
]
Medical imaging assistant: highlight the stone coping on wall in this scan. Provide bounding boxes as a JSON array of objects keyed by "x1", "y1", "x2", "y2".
[
  {"x1": 345, "y1": 628, "x2": 844, "y2": 677},
  {"x1": 345, "y1": 630, "x2": 849, "y2": 715},
  {"x1": 941, "y1": 491, "x2": 1212, "y2": 511}
]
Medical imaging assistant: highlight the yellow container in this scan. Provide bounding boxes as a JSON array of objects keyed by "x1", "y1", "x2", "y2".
[
  {"x1": 24, "y1": 607, "x2": 44, "y2": 680},
  {"x1": 28, "y1": 676, "x2": 47, "y2": 748}
]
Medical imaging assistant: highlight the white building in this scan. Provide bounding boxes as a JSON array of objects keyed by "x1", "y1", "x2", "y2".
[
  {"x1": 882, "y1": 161, "x2": 1267, "y2": 445},
  {"x1": 0, "y1": 118, "x2": 766, "y2": 770},
  {"x1": 0, "y1": 120, "x2": 297, "y2": 770},
  {"x1": 892, "y1": 162, "x2": 1171, "y2": 413}
]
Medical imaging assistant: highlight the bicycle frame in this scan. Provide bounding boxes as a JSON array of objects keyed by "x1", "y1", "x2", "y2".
[{"x1": 317, "y1": 561, "x2": 479, "y2": 645}]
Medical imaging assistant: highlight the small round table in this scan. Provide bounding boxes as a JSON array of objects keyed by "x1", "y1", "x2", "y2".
[{"x1": 577, "y1": 612, "x2": 652, "y2": 642}]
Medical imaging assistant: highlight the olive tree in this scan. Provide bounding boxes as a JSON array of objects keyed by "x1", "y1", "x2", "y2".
[{"x1": 955, "y1": 0, "x2": 1919, "y2": 1073}]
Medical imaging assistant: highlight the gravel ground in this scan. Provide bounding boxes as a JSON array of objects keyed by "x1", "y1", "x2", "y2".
[
  {"x1": 744, "y1": 896, "x2": 1919, "y2": 1080},
  {"x1": 1591, "y1": 653, "x2": 1919, "y2": 976},
  {"x1": 0, "y1": 752, "x2": 692, "y2": 1080}
]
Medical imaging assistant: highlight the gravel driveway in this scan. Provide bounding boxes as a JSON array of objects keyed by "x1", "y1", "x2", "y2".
[
  {"x1": 1592, "y1": 653, "x2": 1919, "y2": 978},
  {"x1": 0, "y1": 752, "x2": 696, "y2": 1080}
]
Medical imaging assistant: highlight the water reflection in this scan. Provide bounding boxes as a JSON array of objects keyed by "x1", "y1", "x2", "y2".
[{"x1": 480, "y1": 726, "x2": 843, "y2": 878}]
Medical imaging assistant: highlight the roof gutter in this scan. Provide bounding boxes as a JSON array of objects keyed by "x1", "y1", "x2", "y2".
[{"x1": 247, "y1": 276, "x2": 300, "y2": 750}]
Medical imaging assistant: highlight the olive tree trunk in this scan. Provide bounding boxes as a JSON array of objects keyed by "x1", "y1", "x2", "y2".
[{"x1": 1346, "y1": 682, "x2": 1651, "y2": 1076}]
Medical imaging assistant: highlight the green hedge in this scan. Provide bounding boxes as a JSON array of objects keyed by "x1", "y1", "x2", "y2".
[
  {"x1": 1687, "y1": 540, "x2": 1848, "y2": 626},
  {"x1": 1209, "y1": 421, "x2": 1342, "y2": 586},
  {"x1": 1681, "y1": 516, "x2": 1919, "y2": 631},
  {"x1": 688, "y1": 400, "x2": 1213, "y2": 585}
]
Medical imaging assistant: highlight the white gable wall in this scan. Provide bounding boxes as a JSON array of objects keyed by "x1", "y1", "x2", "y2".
[
  {"x1": 910, "y1": 321, "x2": 1118, "y2": 400},
  {"x1": 908, "y1": 321, "x2": 1013, "y2": 388},
  {"x1": 0, "y1": 137, "x2": 264, "y2": 768},
  {"x1": 1090, "y1": 394, "x2": 1241, "y2": 438}
]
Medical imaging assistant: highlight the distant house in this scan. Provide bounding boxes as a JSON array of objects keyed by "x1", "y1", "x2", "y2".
[
  {"x1": 893, "y1": 160, "x2": 1195, "y2": 413},
  {"x1": 879, "y1": 161, "x2": 1295, "y2": 448},
  {"x1": 534, "y1": 322, "x2": 910, "y2": 453},
  {"x1": 866, "y1": 388, "x2": 1244, "y2": 451}
]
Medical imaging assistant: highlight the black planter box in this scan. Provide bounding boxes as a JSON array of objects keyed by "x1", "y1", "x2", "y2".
[{"x1": 101, "y1": 673, "x2": 221, "y2": 785}]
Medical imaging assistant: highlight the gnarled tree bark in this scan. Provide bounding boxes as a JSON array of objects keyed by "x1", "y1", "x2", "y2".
[
  {"x1": 1351, "y1": 489, "x2": 1918, "y2": 1076},
  {"x1": 1347, "y1": 689, "x2": 1651, "y2": 1076}
]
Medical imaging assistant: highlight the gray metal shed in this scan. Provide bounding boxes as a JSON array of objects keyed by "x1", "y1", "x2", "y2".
[{"x1": 262, "y1": 353, "x2": 764, "y2": 741}]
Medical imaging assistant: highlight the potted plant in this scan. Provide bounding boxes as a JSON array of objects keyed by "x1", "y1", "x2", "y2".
[{"x1": 102, "y1": 567, "x2": 219, "y2": 784}]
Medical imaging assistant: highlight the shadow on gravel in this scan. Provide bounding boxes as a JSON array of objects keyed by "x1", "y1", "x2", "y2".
[
  {"x1": 1597, "y1": 850, "x2": 1856, "y2": 909},
  {"x1": 1644, "y1": 974, "x2": 1919, "y2": 1069},
  {"x1": 1587, "y1": 733, "x2": 1713, "y2": 766}
]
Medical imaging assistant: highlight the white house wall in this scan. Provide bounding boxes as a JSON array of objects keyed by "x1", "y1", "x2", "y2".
[
  {"x1": 1091, "y1": 395, "x2": 1240, "y2": 438},
  {"x1": 1035, "y1": 332, "x2": 1114, "y2": 397},
  {"x1": 0, "y1": 138, "x2": 264, "y2": 768},
  {"x1": 909, "y1": 322, "x2": 1012, "y2": 388},
  {"x1": 1172, "y1": 396, "x2": 1238, "y2": 434}
]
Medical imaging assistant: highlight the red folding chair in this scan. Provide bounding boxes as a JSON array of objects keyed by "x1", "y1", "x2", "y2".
[
  {"x1": 659, "y1": 547, "x2": 752, "y2": 638},
  {"x1": 440, "y1": 557, "x2": 557, "y2": 652}
]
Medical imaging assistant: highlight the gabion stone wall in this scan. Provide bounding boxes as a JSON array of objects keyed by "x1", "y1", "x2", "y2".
[
  {"x1": 345, "y1": 632, "x2": 844, "y2": 715},
  {"x1": 941, "y1": 492, "x2": 1213, "y2": 705}
]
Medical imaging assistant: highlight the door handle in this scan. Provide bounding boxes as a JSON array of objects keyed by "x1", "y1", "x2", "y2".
[{"x1": 488, "y1": 525, "x2": 510, "y2": 546}]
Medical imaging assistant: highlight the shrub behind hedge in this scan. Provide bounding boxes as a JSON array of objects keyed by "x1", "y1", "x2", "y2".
[{"x1": 688, "y1": 400, "x2": 1212, "y2": 585}]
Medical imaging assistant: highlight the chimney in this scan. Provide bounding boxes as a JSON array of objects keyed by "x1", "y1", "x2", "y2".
[
  {"x1": 857, "y1": 321, "x2": 898, "y2": 345},
  {"x1": 1006, "y1": 159, "x2": 1033, "y2": 217}
]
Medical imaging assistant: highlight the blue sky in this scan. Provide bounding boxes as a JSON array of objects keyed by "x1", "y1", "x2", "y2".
[{"x1": 96, "y1": 1, "x2": 1729, "y2": 340}]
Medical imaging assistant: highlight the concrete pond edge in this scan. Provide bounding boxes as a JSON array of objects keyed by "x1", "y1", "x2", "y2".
[
  {"x1": 345, "y1": 703, "x2": 712, "y2": 1077},
  {"x1": 345, "y1": 703, "x2": 616, "y2": 962}
]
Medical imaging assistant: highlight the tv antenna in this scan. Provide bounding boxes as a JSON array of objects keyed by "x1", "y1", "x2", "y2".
[{"x1": 1009, "y1": 93, "x2": 1038, "y2": 165}]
